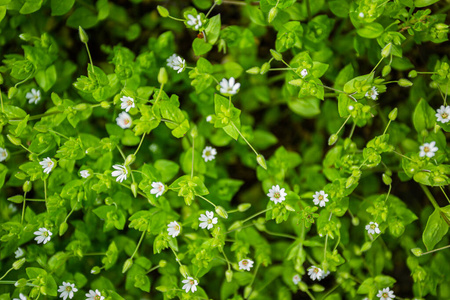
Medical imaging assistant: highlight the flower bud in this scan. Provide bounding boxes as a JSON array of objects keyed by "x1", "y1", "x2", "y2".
[
  {"x1": 30, "y1": 287, "x2": 40, "y2": 298},
  {"x1": 285, "y1": 204, "x2": 296, "y2": 212},
  {"x1": 328, "y1": 134, "x2": 338, "y2": 146},
  {"x1": 345, "y1": 176, "x2": 355, "y2": 189},
  {"x1": 246, "y1": 67, "x2": 260, "y2": 74},
  {"x1": 225, "y1": 269, "x2": 233, "y2": 282},
  {"x1": 288, "y1": 79, "x2": 304, "y2": 87},
  {"x1": 91, "y1": 266, "x2": 101, "y2": 274},
  {"x1": 268, "y1": 7, "x2": 278, "y2": 23},
  {"x1": 238, "y1": 203, "x2": 251, "y2": 212},
  {"x1": 190, "y1": 125, "x2": 198, "y2": 138},
  {"x1": 298, "y1": 281, "x2": 308, "y2": 291},
  {"x1": 382, "y1": 65, "x2": 391, "y2": 77},
  {"x1": 311, "y1": 284, "x2": 325, "y2": 292},
  {"x1": 125, "y1": 154, "x2": 136, "y2": 166},
  {"x1": 15, "y1": 278, "x2": 27, "y2": 287},
  {"x1": 408, "y1": 70, "x2": 418, "y2": 78},
  {"x1": 105, "y1": 197, "x2": 114, "y2": 205},
  {"x1": 228, "y1": 221, "x2": 243, "y2": 231},
  {"x1": 157, "y1": 6, "x2": 169, "y2": 17},
  {"x1": 179, "y1": 265, "x2": 189, "y2": 278},
  {"x1": 215, "y1": 206, "x2": 228, "y2": 219},
  {"x1": 7, "y1": 134, "x2": 22, "y2": 146},
  {"x1": 122, "y1": 258, "x2": 133, "y2": 273},
  {"x1": 78, "y1": 26, "x2": 89, "y2": 44},
  {"x1": 244, "y1": 286, "x2": 252, "y2": 299},
  {"x1": 158, "y1": 67, "x2": 168, "y2": 85},
  {"x1": 19, "y1": 33, "x2": 31, "y2": 41},
  {"x1": 382, "y1": 173, "x2": 392, "y2": 186},
  {"x1": 8, "y1": 87, "x2": 18, "y2": 99},
  {"x1": 361, "y1": 241, "x2": 372, "y2": 252},
  {"x1": 398, "y1": 78, "x2": 413, "y2": 87},
  {"x1": 74, "y1": 103, "x2": 88, "y2": 111},
  {"x1": 59, "y1": 222, "x2": 68, "y2": 236},
  {"x1": 23, "y1": 180, "x2": 32, "y2": 193},
  {"x1": 256, "y1": 154, "x2": 267, "y2": 170},
  {"x1": 260, "y1": 62, "x2": 270, "y2": 75},
  {"x1": 159, "y1": 260, "x2": 167, "y2": 268},
  {"x1": 381, "y1": 43, "x2": 392, "y2": 58},
  {"x1": 156, "y1": 286, "x2": 169, "y2": 292},
  {"x1": 100, "y1": 101, "x2": 111, "y2": 109},
  {"x1": 411, "y1": 248, "x2": 423, "y2": 257},
  {"x1": 270, "y1": 49, "x2": 282, "y2": 61},
  {"x1": 131, "y1": 182, "x2": 138, "y2": 198},
  {"x1": 352, "y1": 217, "x2": 360, "y2": 226},
  {"x1": 388, "y1": 107, "x2": 398, "y2": 121},
  {"x1": 13, "y1": 258, "x2": 26, "y2": 270}
]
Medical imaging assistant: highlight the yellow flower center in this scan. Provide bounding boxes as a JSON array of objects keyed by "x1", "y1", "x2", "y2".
[
  {"x1": 318, "y1": 195, "x2": 323, "y2": 200},
  {"x1": 274, "y1": 192, "x2": 280, "y2": 198},
  {"x1": 66, "y1": 286, "x2": 72, "y2": 292},
  {"x1": 442, "y1": 113, "x2": 448, "y2": 119},
  {"x1": 423, "y1": 147, "x2": 429, "y2": 153}
]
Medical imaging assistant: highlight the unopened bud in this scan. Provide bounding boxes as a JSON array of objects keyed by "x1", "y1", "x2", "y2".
[
  {"x1": 244, "y1": 286, "x2": 253, "y2": 299},
  {"x1": 15, "y1": 278, "x2": 27, "y2": 287},
  {"x1": 156, "y1": 286, "x2": 168, "y2": 292},
  {"x1": 215, "y1": 206, "x2": 228, "y2": 219},
  {"x1": 190, "y1": 125, "x2": 198, "y2": 138},
  {"x1": 270, "y1": 49, "x2": 282, "y2": 61},
  {"x1": 8, "y1": 87, "x2": 18, "y2": 99},
  {"x1": 285, "y1": 204, "x2": 295, "y2": 212},
  {"x1": 131, "y1": 182, "x2": 138, "y2": 198},
  {"x1": 158, "y1": 67, "x2": 168, "y2": 85},
  {"x1": 7, "y1": 195, "x2": 24, "y2": 204},
  {"x1": 311, "y1": 284, "x2": 325, "y2": 292},
  {"x1": 78, "y1": 26, "x2": 89, "y2": 44},
  {"x1": 91, "y1": 266, "x2": 101, "y2": 274},
  {"x1": 361, "y1": 241, "x2": 372, "y2": 252},
  {"x1": 382, "y1": 173, "x2": 392, "y2": 185},
  {"x1": 408, "y1": 70, "x2": 418, "y2": 78},
  {"x1": 19, "y1": 33, "x2": 31, "y2": 41},
  {"x1": 382, "y1": 65, "x2": 391, "y2": 77},
  {"x1": 246, "y1": 67, "x2": 260, "y2": 74},
  {"x1": 7, "y1": 134, "x2": 22, "y2": 146},
  {"x1": 268, "y1": 7, "x2": 278, "y2": 23},
  {"x1": 352, "y1": 217, "x2": 360, "y2": 226},
  {"x1": 23, "y1": 180, "x2": 32, "y2": 193},
  {"x1": 288, "y1": 79, "x2": 304, "y2": 87},
  {"x1": 388, "y1": 107, "x2": 398, "y2": 121},
  {"x1": 328, "y1": 134, "x2": 338, "y2": 146},
  {"x1": 13, "y1": 258, "x2": 26, "y2": 270},
  {"x1": 345, "y1": 176, "x2": 356, "y2": 188},
  {"x1": 260, "y1": 62, "x2": 270, "y2": 75},
  {"x1": 179, "y1": 265, "x2": 189, "y2": 278},
  {"x1": 381, "y1": 43, "x2": 392, "y2": 58},
  {"x1": 228, "y1": 221, "x2": 242, "y2": 231},
  {"x1": 157, "y1": 6, "x2": 169, "y2": 17},
  {"x1": 100, "y1": 101, "x2": 111, "y2": 109},
  {"x1": 159, "y1": 260, "x2": 167, "y2": 268},
  {"x1": 238, "y1": 203, "x2": 251, "y2": 212},
  {"x1": 225, "y1": 269, "x2": 233, "y2": 282},
  {"x1": 122, "y1": 258, "x2": 133, "y2": 273},
  {"x1": 59, "y1": 222, "x2": 68, "y2": 236},
  {"x1": 299, "y1": 281, "x2": 308, "y2": 291},
  {"x1": 398, "y1": 78, "x2": 413, "y2": 87},
  {"x1": 411, "y1": 248, "x2": 423, "y2": 257},
  {"x1": 256, "y1": 154, "x2": 267, "y2": 170},
  {"x1": 125, "y1": 154, "x2": 136, "y2": 166}
]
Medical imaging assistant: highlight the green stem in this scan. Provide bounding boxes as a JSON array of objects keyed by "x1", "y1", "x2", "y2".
[
  {"x1": 420, "y1": 184, "x2": 440, "y2": 210},
  {"x1": 21, "y1": 191, "x2": 27, "y2": 224},
  {"x1": 370, "y1": 56, "x2": 384, "y2": 74},
  {"x1": 439, "y1": 186, "x2": 450, "y2": 204},
  {"x1": 305, "y1": 289, "x2": 316, "y2": 300},
  {"x1": 419, "y1": 244, "x2": 450, "y2": 256},
  {"x1": 168, "y1": 16, "x2": 186, "y2": 22},
  {"x1": 230, "y1": 121, "x2": 258, "y2": 155},
  {"x1": 134, "y1": 133, "x2": 146, "y2": 156},
  {"x1": 0, "y1": 88, "x2": 4, "y2": 112},
  {"x1": 191, "y1": 136, "x2": 195, "y2": 179},
  {"x1": 131, "y1": 231, "x2": 146, "y2": 259},
  {"x1": 146, "y1": 265, "x2": 160, "y2": 274},
  {"x1": 242, "y1": 208, "x2": 271, "y2": 224},
  {"x1": 336, "y1": 115, "x2": 352, "y2": 136},
  {"x1": 306, "y1": 0, "x2": 311, "y2": 21},
  {"x1": 0, "y1": 268, "x2": 14, "y2": 281},
  {"x1": 263, "y1": 229, "x2": 296, "y2": 240},
  {"x1": 154, "y1": 83, "x2": 164, "y2": 106},
  {"x1": 85, "y1": 43, "x2": 95, "y2": 74},
  {"x1": 383, "y1": 119, "x2": 392, "y2": 135},
  {"x1": 116, "y1": 145, "x2": 126, "y2": 161},
  {"x1": 321, "y1": 284, "x2": 341, "y2": 300},
  {"x1": 196, "y1": 194, "x2": 216, "y2": 208},
  {"x1": 205, "y1": 2, "x2": 217, "y2": 18}
]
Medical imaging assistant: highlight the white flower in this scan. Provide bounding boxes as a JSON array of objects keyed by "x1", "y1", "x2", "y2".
[
  {"x1": 292, "y1": 274, "x2": 301, "y2": 284},
  {"x1": 150, "y1": 182, "x2": 165, "y2": 197},
  {"x1": 300, "y1": 69, "x2": 308, "y2": 78},
  {"x1": 239, "y1": 259, "x2": 254, "y2": 271},
  {"x1": 436, "y1": 105, "x2": 450, "y2": 123},
  {"x1": 111, "y1": 164, "x2": 128, "y2": 182},
  {"x1": 15, "y1": 247, "x2": 24, "y2": 258},
  {"x1": 85, "y1": 289, "x2": 104, "y2": 300},
  {"x1": 0, "y1": 147, "x2": 8, "y2": 162},
  {"x1": 359, "y1": 12, "x2": 365, "y2": 18},
  {"x1": 116, "y1": 112, "x2": 132, "y2": 129},
  {"x1": 199, "y1": 211, "x2": 218, "y2": 230},
  {"x1": 80, "y1": 170, "x2": 90, "y2": 178},
  {"x1": 307, "y1": 266, "x2": 324, "y2": 281},
  {"x1": 365, "y1": 86, "x2": 379, "y2": 100},
  {"x1": 167, "y1": 221, "x2": 181, "y2": 238},
  {"x1": 419, "y1": 141, "x2": 438, "y2": 158},
  {"x1": 120, "y1": 96, "x2": 135, "y2": 112},
  {"x1": 187, "y1": 14, "x2": 202, "y2": 30},
  {"x1": 167, "y1": 54, "x2": 186, "y2": 73},
  {"x1": 365, "y1": 221, "x2": 381, "y2": 235},
  {"x1": 8, "y1": 203, "x2": 17, "y2": 213},
  {"x1": 267, "y1": 185, "x2": 287, "y2": 204},
  {"x1": 149, "y1": 144, "x2": 158, "y2": 152},
  {"x1": 219, "y1": 77, "x2": 241, "y2": 96},
  {"x1": 33, "y1": 227, "x2": 52, "y2": 244},
  {"x1": 206, "y1": 115, "x2": 212, "y2": 123},
  {"x1": 182, "y1": 276, "x2": 198, "y2": 293},
  {"x1": 58, "y1": 282, "x2": 78, "y2": 300},
  {"x1": 313, "y1": 190, "x2": 329, "y2": 207},
  {"x1": 202, "y1": 146, "x2": 217, "y2": 162},
  {"x1": 377, "y1": 287, "x2": 395, "y2": 300},
  {"x1": 26, "y1": 88, "x2": 41, "y2": 104},
  {"x1": 39, "y1": 157, "x2": 55, "y2": 174},
  {"x1": 318, "y1": 270, "x2": 330, "y2": 281},
  {"x1": 13, "y1": 293, "x2": 27, "y2": 300}
]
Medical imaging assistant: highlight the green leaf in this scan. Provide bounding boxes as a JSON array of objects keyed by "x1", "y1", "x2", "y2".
[
  {"x1": 67, "y1": 7, "x2": 98, "y2": 29},
  {"x1": 329, "y1": 0, "x2": 349, "y2": 18},
  {"x1": 288, "y1": 97, "x2": 321, "y2": 117},
  {"x1": 357, "y1": 23, "x2": 384, "y2": 39},
  {"x1": 413, "y1": 98, "x2": 436, "y2": 133},
  {"x1": 35, "y1": 65, "x2": 57, "y2": 92},
  {"x1": 192, "y1": 38, "x2": 213, "y2": 56},
  {"x1": 205, "y1": 14, "x2": 221, "y2": 44},
  {"x1": 423, "y1": 208, "x2": 449, "y2": 251},
  {"x1": 51, "y1": 0, "x2": 75, "y2": 16},
  {"x1": 0, "y1": 164, "x2": 7, "y2": 190},
  {"x1": 20, "y1": 0, "x2": 42, "y2": 14},
  {"x1": 154, "y1": 159, "x2": 179, "y2": 182},
  {"x1": 415, "y1": 0, "x2": 439, "y2": 7}
]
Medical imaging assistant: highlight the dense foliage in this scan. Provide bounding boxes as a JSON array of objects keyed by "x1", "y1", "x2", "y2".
[{"x1": 1, "y1": 0, "x2": 450, "y2": 299}]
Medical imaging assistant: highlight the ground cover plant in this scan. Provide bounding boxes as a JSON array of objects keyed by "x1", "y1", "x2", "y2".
[{"x1": 0, "y1": 0, "x2": 450, "y2": 299}]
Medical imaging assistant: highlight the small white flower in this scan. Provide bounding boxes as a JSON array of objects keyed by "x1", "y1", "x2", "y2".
[
  {"x1": 15, "y1": 247, "x2": 24, "y2": 258},
  {"x1": 219, "y1": 77, "x2": 241, "y2": 96},
  {"x1": 202, "y1": 146, "x2": 217, "y2": 162},
  {"x1": 182, "y1": 276, "x2": 198, "y2": 293},
  {"x1": 0, "y1": 147, "x2": 8, "y2": 162},
  {"x1": 85, "y1": 289, "x2": 104, "y2": 300},
  {"x1": 307, "y1": 265, "x2": 324, "y2": 281},
  {"x1": 419, "y1": 141, "x2": 438, "y2": 158},
  {"x1": 365, "y1": 86, "x2": 379, "y2": 100},
  {"x1": 149, "y1": 144, "x2": 158, "y2": 152},
  {"x1": 120, "y1": 96, "x2": 135, "y2": 112},
  {"x1": 348, "y1": 105, "x2": 354, "y2": 111},
  {"x1": 58, "y1": 282, "x2": 78, "y2": 300},
  {"x1": 377, "y1": 287, "x2": 395, "y2": 300},
  {"x1": 239, "y1": 259, "x2": 254, "y2": 271},
  {"x1": 39, "y1": 157, "x2": 55, "y2": 174},
  {"x1": 33, "y1": 227, "x2": 52, "y2": 244},
  {"x1": 199, "y1": 211, "x2": 218, "y2": 230},
  {"x1": 26, "y1": 88, "x2": 41, "y2": 104},
  {"x1": 313, "y1": 190, "x2": 329, "y2": 207},
  {"x1": 292, "y1": 274, "x2": 301, "y2": 285},
  {"x1": 436, "y1": 105, "x2": 450, "y2": 123},
  {"x1": 206, "y1": 115, "x2": 212, "y2": 123},
  {"x1": 13, "y1": 293, "x2": 27, "y2": 300},
  {"x1": 111, "y1": 164, "x2": 128, "y2": 183},
  {"x1": 167, "y1": 54, "x2": 186, "y2": 73},
  {"x1": 317, "y1": 270, "x2": 330, "y2": 281},
  {"x1": 300, "y1": 69, "x2": 308, "y2": 78},
  {"x1": 8, "y1": 203, "x2": 17, "y2": 213},
  {"x1": 167, "y1": 221, "x2": 181, "y2": 238},
  {"x1": 80, "y1": 170, "x2": 90, "y2": 178},
  {"x1": 359, "y1": 12, "x2": 365, "y2": 18},
  {"x1": 267, "y1": 185, "x2": 287, "y2": 204},
  {"x1": 116, "y1": 112, "x2": 132, "y2": 129},
  {"x1": 150, "y1": 181, "x2": 165, "y2": 197},
  {"x1": 365, "y1": 221, "x2": 381, "y2": 235},
  {"x1": 187, "y1": 14, "x2": 202, "y2": 30}
]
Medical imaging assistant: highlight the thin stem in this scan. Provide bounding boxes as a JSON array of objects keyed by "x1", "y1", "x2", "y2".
[
  {"x1": 0, "y1": 268, "x2": 14, "y2": 281},
  {"x1": 168, "y1": 16, "x2": 186, "y2": 22},
  {"x1": 392, "y1": 150, "x2": 414, "y2": 161},
  {"x1": 134, "y1": 133, "x2": 146, "y2": 156},
  {"x1": 205, "y1": 2, "x2": 217, "y2": 18},
  {"x1": 348, "y1": 122, "x2": 356, "y2": 139},
  {"x1": 322, "y1": 284, "x2": 341, "y2": 300},
  {"x1": 242, "y1": 208, "x2": 271, "y2": 224},
  {"x1": 85, "y1": 43, "x2": 95, "y2": 74},
  {"x1": 383, "y1": 119, "x2": 392, "y2": 135},
  {"x1": 230, "y1": 121, "x2": 258, "y2": 155},
  {"x1": 196, "y1": 194, "x2": 216, "y2": 208},
  {"x1": 439, "y1": 186, "x2": 450, "y2": 204},
  {"x1": 370, "y1": 56, "x2": 384, "y2": 74},
  {"x1": 306, "y1": 0, "x2": 311, "y2": 21},
  {"x1": 222, "y1": 0, "x2": 247, "y2": 5},
  {"x1": 245, "y1": 263, "x2": 260, "y2": 299},
  {"x1": 420, "y1": 184, "x2": 440, "y2": 210},
  {"x1": 21, "y1": 191, "x2": 27, "y2": 224},
  {"x1": 116, "y1": 145, "x2": 126, "y2": 161},
  {"x1": 170, "y1": 247, "x2": 183, "y2": 267},
  {"x1": 419, "y1": 244, "x2": 450, "y2": 256},
  {"x1": 336, "y1": 115, "x2": 352, "y2": 136},
  {"x1": 146, "y1": 265, "x2": 160, "y2": 274},
  {"x1": 154, "y1": 83, "x2": 164, "y2": 106},
  {"x1": 305, "y1": 289, "x2": 316, "y2": 300},
  {"x1": 44, "y1": 179, "x2": 47, "y2": 202},
  {"x1": 263, "y1": 229, "x2": 296, "y2": 240},
  {"x1": 191, "y1": 136, "x2": 195, "y2": 179},
  {"x1": 131, "y1": 231, "x2": 146, "y2": 259},
  {"x1": 0, "y1": 88, "x2": 4, "y2": 112}
]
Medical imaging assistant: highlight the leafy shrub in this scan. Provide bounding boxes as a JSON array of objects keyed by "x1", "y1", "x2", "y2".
[{"x1": 0, "y1": 0, "x2": 450, "y2": 299}]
